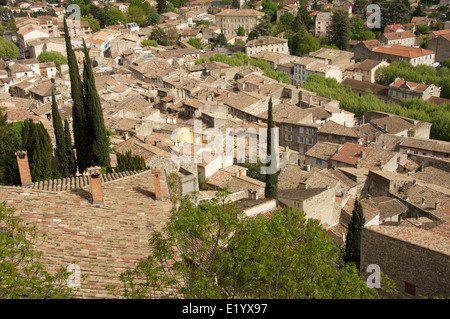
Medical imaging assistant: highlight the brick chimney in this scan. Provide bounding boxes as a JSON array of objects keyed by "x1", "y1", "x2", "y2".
[
  {"x1": 15, "y1": 151, "x2": 32, "y2": 186},
  {"x1": 152, "y1": 169, "x2": 162, "y2": 200},
  {"x1": 87, "y1": 166, "x2": 104, "y2": 205}
]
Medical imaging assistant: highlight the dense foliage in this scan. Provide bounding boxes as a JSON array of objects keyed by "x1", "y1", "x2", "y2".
[
  {"x1": 21, "y1": 119, "x2": 53, "y2": 182},
  {"x1": 0, "y1": 36, "x2": 19, "y2": 60},
  {"x1": 204, "y1": 53, "x2": 291, "y2": 84},
  {"x1": 0, "y1": 109, "x2": 20, "y2": 186},
  {"x1": 115, "y1": 151, "x2": 147, "y2": 173},
  {"x1": 375, "y1": 61, "x2": 450, "y2": 99},
  {"x1": 109, "y1": 191, "x2": 381, "y2": 299},
  {"x1": 64, "y1": 19, "x2": 111, "y2": 173},
  {"x1": 265, "y1": 97, "x2": 278, "y2": 204},
  {"x1": 303, "y1": 75, "x2": 450, "y2": 141},
  {"x1": 344, "y1": 198, "x2": 365, "y2": 269},
  {"x1": 330, "y1": 9, "x2": 351, "y2": 51},
  {"x1": 37, "y1": 51, "x2": 67, "y2": 68},
  {"x1": 0, "y1": 202, "x2": 76, "y2": 298}
]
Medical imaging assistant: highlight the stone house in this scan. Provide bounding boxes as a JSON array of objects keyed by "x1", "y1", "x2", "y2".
[
  {"x1": 245, "y1": 36, "x2": 289, "y2": 56},
  {"x1": 388, "y1": 79, "x2": 441, "y2": 102}
]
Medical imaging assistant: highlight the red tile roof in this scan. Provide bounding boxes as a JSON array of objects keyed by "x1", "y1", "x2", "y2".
[
  {"x1": 331, "y1": 143, "x2": 372, "y2": 166},
  {"x1": 373, "y1": 45, "x2": 434, "y2": 58},
  {"x1": 390, "y1": 79, "x2": 431, "y2": 92}
]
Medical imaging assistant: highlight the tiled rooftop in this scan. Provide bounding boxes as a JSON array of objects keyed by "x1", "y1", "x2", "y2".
[{"x1": 0, "y1": 170, "x2": 173, "y2": 298}]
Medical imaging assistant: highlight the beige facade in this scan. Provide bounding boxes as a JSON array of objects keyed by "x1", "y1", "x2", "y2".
[
  {"x1": 245, "y1": 36, "x2": 289, "y2": 56},
  {"x1": 215, "y1": 9, "x2": 264, "y2": 36}
]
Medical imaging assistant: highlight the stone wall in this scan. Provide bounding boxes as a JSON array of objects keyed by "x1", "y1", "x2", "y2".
[{"x1": 361, "y1": 226, "x2": 450, "y2": 299}]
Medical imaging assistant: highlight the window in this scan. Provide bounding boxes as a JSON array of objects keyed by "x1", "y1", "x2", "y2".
[
  {"x1": 405, "y1": 282, "x2": 416, "y2": 296},
  {"x1": 286, "y1": 126, "x2": 292, "y2": 132}
]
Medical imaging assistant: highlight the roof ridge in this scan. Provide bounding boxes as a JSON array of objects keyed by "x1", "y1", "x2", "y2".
[{"x1": 19, "y1": 169, "x2": 149, "y2": 192}]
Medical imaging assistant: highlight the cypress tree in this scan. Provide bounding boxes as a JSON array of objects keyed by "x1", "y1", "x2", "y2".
[
  {"x1": 51, "y1": 91, "x2": 69, "y2": 177},
  {"x1": 264, "y1": 97, "x2": 278, "y2": 204},
  {"x1": 22, "y1": 119, "x2": 52, "y2": 182},
  {"x1": 64, "y1": 17, "x2": 90, "y2": 174},
  {"x1": 64, "y1": 118, "x2": 77, "y2": 175},
  {"x1": 82, "y1": 40, "x2": 110, "y2": 168},
  {"x1": 344, "y1": 197, "x2": 366, "y2": 269}
]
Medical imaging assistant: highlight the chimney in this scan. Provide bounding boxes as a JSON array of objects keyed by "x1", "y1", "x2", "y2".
[
  {"x1": 306, "y1": 164, "x2": 311, "y2": 172},
  {"x1": 87, "y1": 166, "x2": 104, "y2": 205},
  {"x1": 153, "y1": 169, "x2": 162, "y2": 200},
  {"x1": 435, "y1": 202, "x2": 440, "y2": 210},
  {"x1": 15, "y1": 151, "x2": 32, "y2": 186},
  {"x1": 360, "y1": 150, "x2": 366, "y2": 158},
  {"x1": 384, "y1": 124, "x2": 388, "y2": 132},
  {"x1": 421, "y1": 197, "x2": 425, "y2": 205}
]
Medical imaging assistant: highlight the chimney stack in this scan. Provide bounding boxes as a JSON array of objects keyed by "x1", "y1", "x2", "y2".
[
  {"x1": 15, "y1": 151, "x2": 32, "y2": 186},
  {"x1": 435, "y1": 202, "x2": 440, "y2": 210},
  {"x1": 87, "y1": 166, "x2": 104, "y2": 205},
  {"x1": 152, "y1": 169, "x2": 162, "y2": 200}
]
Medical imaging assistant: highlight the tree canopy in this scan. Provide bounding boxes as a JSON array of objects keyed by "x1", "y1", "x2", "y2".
[
  {"x1": 303, "y1": 74, "x2": 450, "y2": 141},
  {"x1": 109, "y1": 191, "x2": 381, "y2": 299},
  {"x1": 0, "y1": 36, "x2": 19, "y2": 60},
  {"x1": 37, "y1": 51, "x2": 68, "y2": 68},
  {"x1": 205, "y1": 52, "x2": 291, "y2": 84},
  {"x1": 0, "y1": 202, "x2": 76, "y2": 298},
  {"x1": 330, "y1": 9, "x2": 351, "y2": 51}
]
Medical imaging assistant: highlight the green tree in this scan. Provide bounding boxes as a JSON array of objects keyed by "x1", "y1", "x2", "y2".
[
  {"x1": 141, "y1": 39, "x2": 158, "y2": 47},
  {"x1": 146, "y1": 11, "x2": 160, "y2": 25},
  {"x1": 51, "y1": 92, "x2": 69, "y2": 178},
  {"x1": 0, "y1": 109, "x2": 20, "y2": 186},
  {"x1": 82, "y1": 13, "x2": 100, "y2": 32},
  {"x1": 150, "y1": 26, "x2": 168, "y2": 45},
  {"x1": 21, "y1": 119, "x2": 53, "y2": 182},
  {"x1": 288, "y1": 26, "x2": 321, "y2": 56},
  {"x1": 116, "y1": 151, "x2": 146, "y2": 172},
  {"x1": 126, "y1": 6, "x2": 145, "y2": 26},
  {"x1": 237, "y1": 26, "x2": 245, "y2": 36},
  {"x1": 264, "y1": 97, "x2": 278, "y2": 204},
  {"x1": 156, "y1": 0, "x2": 166, "y2": 14},
  {"x1": 442, "y1": 58, "x2": 450, "y2": 69},
  {"x1": 215, "y1": 32, "x2": 227, "y2": 47},
  {"x1": 279, "y1": 12, "x2": 294, "y2": 27},
  {"x1": 231, "y1": 0, "x2": 240, "y2": 8},
  {"x1": 350, "y1": 17, "x2": 365, "y2": 40},
  {"x1": 106, "y1": 8, "x2": 127, "y2": 26},
  {"x1": 109, "y1": 191, "x2": 380, "y2": 299},
  {"x1": 0, "y1": 36, "x2": 19, "y2": 59},
  {"x1": 37, "y1": 51, "x2": 68, "y2": 68},
  {"x1": 90, "y1": 4, "x2": 107, "y2": 28},
  {"x1": 240, "y1": 158, "x2": 265, "y2": 182},
  {"x1": 262, "y1": 0, "x2": 277, "y2": 19},
  {"x1": 303, "y1": 74, "x2": 450, "y2": 141},
  {"x1": 63, "y1": 118, "x2": 77, "y2": 176},
  {"x1": 330, "y1": 9, "x2": 351, "y2": 50},
  {"x1": 187, "y1": 37, "x2": 202, "y2": 49},
  {"x1": 82, "y1": 40, "x2": 111, "y2": 168},
  {"x1": 0, "y1": 202, "x2": 76, "y2": 298},
  {"x1": 248, "y1": 15, "x2": 273, "y2": 40},
  {"x1": 344, "y1": 198, "x2": 365, "y2": 269},
  {"x1": 64, "y1": 18, "x2": 90, "y2": 174}
]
